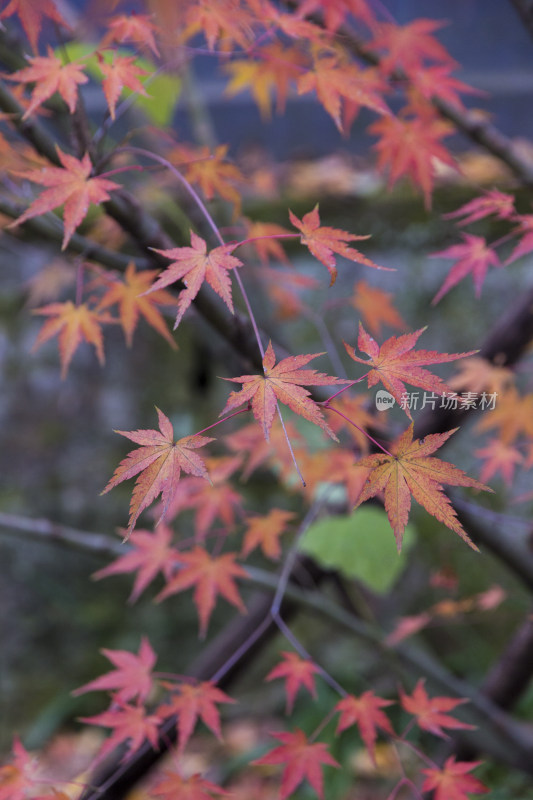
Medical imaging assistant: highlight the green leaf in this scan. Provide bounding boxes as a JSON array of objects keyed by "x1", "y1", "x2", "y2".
[
  {"x1": 299, "y1": 506, "x2": 415, "y2": 592},
  {"x1": 57, "y1": 43, "x2": 181, "y2": 126}
]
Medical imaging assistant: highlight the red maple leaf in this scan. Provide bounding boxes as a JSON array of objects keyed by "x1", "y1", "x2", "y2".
[
  {"x1": 72, "y1": 637, "x2": 156, "y2": 703},
  {"x1": 81, "y1": 701, "x2": 161, "y2": 764},
  {"x1": 7, "y1": 47, "x2": 88, "y2": 118},
  {"x1": 98, "y1": 54, "x2": 149, "y2": 120},
  {"x1": 0, "y1": 737, "x2": 38, "y2": 800},
  {"x1": 92, "y1": 524, "x2": 179, "y2": 602},
  {"x1": 253, "y1": 730, "x2": 339, "y2": 800},
  {"x1": 101, "y1": 13, "x2": 160, "y2": 56},
  {"x1": 221, "y1": 340, "x2": 348, "y2": 441},
  {"x1": 95, "y1": 261, "x2": 177, "y2": 348},
  {"x1": 152, "y1": 771, "x2": 229, "y2": 800},
  {"x1": 158, "y1": 681, "x2": 235, "y2": 752},
  {"x1": 400, "y1": 679, "x2": 475, "y2": 738},
  {"x1": 354, "y1": 424, "x2": 491, "y2": 550},
  {"x1": 431, "y1": 234, "x2": 501, "y2": 304},
  {"x1": 289, "y1": 204, "x2": 384, "y2": 285},
  {"x1": 146, "y1": 232, "x2": 242, "y2": 329},
  {"x1": 102, "y1": 407, "x2": 214, "y2": 538},
  {"x1": 407, "y1": 65, "x2": 480, "y2": 109},
  {"x1": 443, "y1": 190, "x2": 515, "y2": 226},
  {"x1": 31, "y1": 300, "x2": 112, "y2": 378},
  {"x1": 335, "y1": 691, "x2": 394, "y2": 763},
  {"x1": 370, "y1": 19, "x2": 455, "y2": 77},
  {"x1": 350, "y1": 279, "x2": 406, "y2": 338},
  {"x1": 11, "y1": 148, "x2": 121, "y2": 249},
  {"x1": 0, "y1": 0, "x2": 68, "y2": 52},
  {"x1": 422, "y1": 757, "x2": 488, "y2": 800},
  {"x1": 242, "y1": 508, "x2": 295, "y2": 559},
  {"x1": 345, "y1": 323, "x2": 475, "y2": 419},
  {"x1": 475, "y1": 438, "x2": 523, "y2": 486},
  {"x1": 298, "y1": 0, "x2": 376, "y2": 32},
  {"x1": 156, "y1": 546, "x2": 248, "y2": 637},
  {"x1": 369, "y1": 111, "x2": 456, "y2": 209},
  {"x1": 266, "y1": 653, "x2": 319, "y2": 714}
]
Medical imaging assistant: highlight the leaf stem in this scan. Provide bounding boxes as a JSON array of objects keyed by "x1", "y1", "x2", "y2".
[
  {"x1": 194, "y1": 407, "x2": 249, "y2": 436},
  {"x1": 325, "y1": 404, "x2": 394, "y2": 457}
]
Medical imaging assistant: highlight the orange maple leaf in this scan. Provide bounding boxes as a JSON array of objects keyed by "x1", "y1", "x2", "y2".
[
  {"x1": 253, "y1": 730, "x2": 339, "y2": 800},
  {"x1": 183, "y1": 0, "x2": 254, "y2": 51},
  {"x1": 157, "y1": 546, "x2": 247, "y2": 637},
  {"x1": 335, "y1": 691, "x2": 394, "y2": 763},
  {"x1": 152, "y1": 771, "x2": 229, "y2": 800},
  {"x1": 266, "y1": 652, "x2": 320, "y2": 713},
  {"x1": 224, "y1": 42, "x2": 305, "y2": 119},
  {"x1": 289, "y1": 204, "x2": 385, "y2": 285},
  {"x1": 221, "y1": 340, "x2": 348, "y2": 441},
  {"x1": 102, "y1": 408, "x2": 214, "y2": 538},
  {"x1": 369, "y1": 110, "x2": 456, "y2": 208},
  {"x1": 11, "y1": 148, "x2": 121, "y2": 249},
  {"x1": 158, "y1": 681, "x2": 235, "y2": 752},
  {"x1": 98, "y1": 54, "x2": 149, "y2": 120},
  {"x1": 298, "y1": 0, "x2": 376, "y2": 32},
  {"x1": 32, "y1": 300, "x2": 111, "y2": 378},
  {"x1": 476, "y1": 387, "x2": 533, "y2": 444},
  {"x1": 7, "y1": 47, "x2": 88, "y2": 118},
  {"x1": 96, "y1": 261, "x2": 177, "y2": 348},
  {"x1": 0, "y1": 738, "x2": 38, "y2": 800},
  {"x1": 350, "y1": 279, "x2": 406, "y2": 338},
  {"x1": 345, "y1": 323, "x2": 476, "y2": 419},
  {"x1": 297, "y1": 55, "x2": 389, "y2": 133},
  {"x1": 92, "y1": 524, "x2": 179, "y2": 603},
  {"x1": 101, "y1": 13, "x2": 160, "y2": 56},
  {"x1": 147, "y1": 232, "x2": 242, "y2": 329},
  {"x1": 242, "y1": 218, "x2": 292, "y2": 265},
  {"x1": 170, "y1": 143, "x2": 245, "y2": 217},
  {"x1": 182, "y1": 456, "x2": 244, "y2": 538},
  {"x1": 354, "y1": 424, "x2": 491, "y2": 550},
  {"x1": 72, "y1": 637, "x2": 156, "y2": 703},
  {"x1": 422, "y1": 757, "x2": 488, "y2": 800},
  {"x1": 400, "y1": 679, "x2": 475, "y2": 738},
  {"x1": 242, "y1": 508, "x2": 295, "y2": 559},
  {"x1": 81, "y1": 701, "x2": 161, "y2": 764},
  {"x1": 0, "y1": 0, "x2": 68, "y2": 53},
  {"x1": 475, "y1": 438, "x2": 523, "y2": 486},
  {"x1": 431, "y1": 234, "x2": 501, "y2": 304}
]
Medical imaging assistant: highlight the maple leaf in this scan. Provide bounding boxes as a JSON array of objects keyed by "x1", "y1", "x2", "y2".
[
  {"x1": 400, "y1": 679, "x2": 475, "y2": 738},
  {"x1": 101, "y1": 13, "x2": 160, "y2": 56},
  {"x1": 242, "y1": 508, "x2": 295, "y2": 559},
  {"x1": 98, "y1": 54, "x2": 149, "y2": 120},
  {"x1": 266, "y1": 652, "x2": 319, "y2": 713},
  {"x1": 7, "y1": 47, "x2": 88, "y2": 118},
  {"x1": 0, "y1": 738, "x2": 37, "y2": 800},
  {"x1": 156, "y1": 546, "x2": 247, "y2": 637},
  {"x1": 102, "y1": 407, "x2": 214, "y2": 538},
  {"x1": 335, "y1": 691, "x2": 394, "y2": 763},
  {"x1": 253, "y1": 730, "x2": 339, "y2": 800},
  {"x1": 504, "y1": 214, "x2": 533, "y2": 265},
  {"x1": 0, "y1": 0, "x2": 68, "y2": 53},
  {"x1": 186, "y1": 457, "x2": 244, "y2": 538},
  {"x1": 369, "y1": 111, "x2": 456, "y2": 209},
  {"x1": 93, "y1": 524, "x2": 179, "y2": 602},
  {"x1": 224, "y1": 419, "x2": 304, "y2": 480},
  {"x1": 72, "y1": 636, "x2": 156, "y2": 703},
  {"x1": 158, "y1": 681, "x2": 235, "y2": 752},
  {"x1": 146, "y1": 232, "x2": 242, "y2": 329},
  {"x1": 298, "y1": 0, "x2": 376, "y2": 32},
  {"x1": 170, "y1": 143, "x2": 245, "y2": 218},
  {"x1": 475, "y1": 438, "x2": 523, "y2": 486},
  {"x1": 431, "y1": 234, "x2": 501, "y2": 304},
  {"x1": 241, "y1": 219, "x2": 292, "y2": 265},
  {"x1": 407, "y1": 65, "x2": 480, "y2": 109},
  {"x1": 476, "y1": 387, "x2": 533, "y2": 444},
  {"x1": 32, "y1": 300, "x2": 111, "y2": 379},
  {"x1": 354, "y1": 424, "x2": 491, "y2": 550},
  {"x1": 443, "y1": 190, "x2": 515, "y2": 226},
  {"x1": 345, "y1": 324, "x2": 475, "y2": 419},
  {"x1": 11, "y1": 148, "x2": 120, "y2": 249},
  {"x1": 81, "y1": 701, "x2": 161, "y2": 764},
  {"x1": 370, "y1": 19, "x2": 456, "y2": 77},
  {"x1": 350, "y1": 279, "x2": 406, "y2": 338},
  {"x1": 289, "y1": 204, "x2": 385, "y2": 285},
  {"x1": 183, "y1": 0, "x2": 254, "y2": 51},
  {"x1": 221, "y1": 340, "x2": 348, "y2": 441},
  {"x1": 152, "y1": 771, "x2": 229, "y2": 800},
  {"x1": 449, "y1": 356, "x2": 514, "y2": 396},
  {"x1": 422, "y1": 757, "x2": 488, "y2": 800},
  {"x1": 224, "y1": 42, "x2": 305, "y2": 119},
  {"x1": 96, "y1": 262, "x2": 177, "y2": 348},
  {"x1": 298, "y1": 56, "x2": 389, "y2": 134}
]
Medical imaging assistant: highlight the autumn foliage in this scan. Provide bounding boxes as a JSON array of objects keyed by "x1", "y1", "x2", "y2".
[{"x1": 3, "y1": 1, "x2": 533, "y2": 799}]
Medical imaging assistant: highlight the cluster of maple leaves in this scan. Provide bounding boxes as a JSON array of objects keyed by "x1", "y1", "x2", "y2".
[{"x1": 3, "y1": 0, "x2": 531, "y2": 798}]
